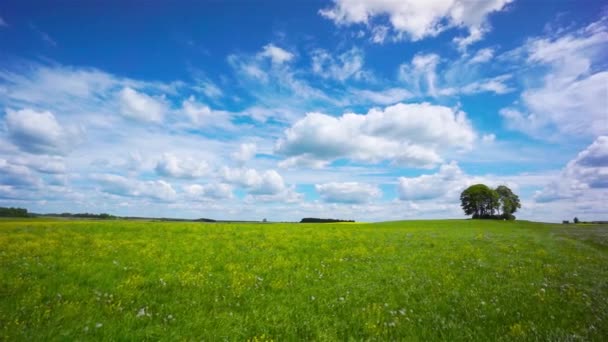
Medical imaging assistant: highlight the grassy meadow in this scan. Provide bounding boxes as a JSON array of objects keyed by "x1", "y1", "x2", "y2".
[{"x1": 0, "y1": 219, "x2": 607, "y2": 340}]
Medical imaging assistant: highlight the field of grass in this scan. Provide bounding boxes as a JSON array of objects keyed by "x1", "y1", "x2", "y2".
[{"x1": 1, "y1": 219, "x2": 607, "y2": 340}]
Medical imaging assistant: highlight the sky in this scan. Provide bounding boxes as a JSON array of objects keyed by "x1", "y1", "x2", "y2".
[{"x1": 0, "y1": 0, "x2": 607, "y2": 222}]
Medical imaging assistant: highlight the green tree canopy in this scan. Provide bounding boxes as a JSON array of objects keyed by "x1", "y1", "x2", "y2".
[
  {"x1": 460, "y1": 184, "x2": 499, "y2": 218},
  {"x1": 460, "y1": 184, "x2": 522, "y2": 220},
  {"x1": 495, "y1": 185, "x2": 521, "y2": 220}
]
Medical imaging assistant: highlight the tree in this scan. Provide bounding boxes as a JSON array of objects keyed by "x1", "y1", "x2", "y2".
[
  {"x1": 573, "y1": 217, "x2": 580, "y2": 224},
  {"x1": 460, "y1": 184, "x2": 499, "y2": 218},
  {"x1": 495, "y1": 185, "x2": 521, "y2": 220}
]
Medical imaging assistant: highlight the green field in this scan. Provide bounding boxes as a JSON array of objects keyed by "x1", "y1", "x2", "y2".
[{"x1": 1, "y1": 219, "x2": 607, "y2": 341}]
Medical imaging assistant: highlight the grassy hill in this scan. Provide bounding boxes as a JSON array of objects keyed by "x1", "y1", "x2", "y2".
[{"x1": 0, "y1": 219, "x2": 606, "y2": 340}]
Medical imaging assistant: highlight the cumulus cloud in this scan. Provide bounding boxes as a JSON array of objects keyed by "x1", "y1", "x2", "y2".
[
  {"x1": 259, "y1": 44, "x2": 294, "y2": 64},
  {"x1": 231, "y1": 143, "x2": 257, "y2": 164},
  {"x1": 10, "y1": 154, "x2": 66, "y2": 174},
  {"x1": 398, "y1": 161, "x2": 465, "y2": 200},
  {"x1": 183, "y1": 183, "x2": 233, "y2": 200},
  {"x1": 276, "y1": 102, "x2": 476, "y2": 168},
  {"x1": 221, "y1": 167, "x2": 286, "y2": 195},
  {"x1": 119, "y1": 87, "x2": 166, "y2": 123},
  {"x1": 155, "y1": 153, "x2": 209, "y2": 179},
  {"x1": 180, "y1": 96, "x2": 233, "y2": 128},
  {"x1": 319, "y1": 0, "x2": 512, "y2": 48},
  {"x1": 535, "y1": 136, "x2": 608, "y2": 202},
  {"x1": 92, "y1": 173, "x2": 177, "y2": 201},
  {"x1": 316, "y1": 182, "x2": 381, "y2": 203},
  {"x1": 4, "y1": 108, "x2": 79, "y2": 155},
  {"x1": 501, "y1": 19, "x2": 608, "y2": 138},
  {"x1": 0, "y1": 159, "x2": 43, "y2": 188}
]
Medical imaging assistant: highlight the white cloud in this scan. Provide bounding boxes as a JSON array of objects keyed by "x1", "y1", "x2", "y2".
[
  {"x1": 535, "y1": 136, "x2": 608, "y2": 202},
  {"x1": 316, "y1": 182, "x2": 381, "y2": 203},
  {"x1": 501, "y1": 19, "x2": 608, "y2": 138},
  {"x1": 400, "y1": 53, "x2": 512, "y2": 96},
  {"x1": 183, "y1": 183, "x2": 233, "y2": 200},
  {"x1": 469, "y1": 48, "x2": 494, "y2": 64},
  {"x1": 221, "y1": 167, "x2": 286, "y2": 195},
  {"x1": 0, "y1": 16, "x2": 7, "y2": 27},
  {"x1": 459, "y1": 74, "x2": 513, "y2": 95},
  {"x1": 155, "y1": 153, "x2": 209, "y2": 179},
  {"x1": 481, "y1": 134, "x2": 496, "y2": 144},
  {"x1": 119, "y1": 87, "x2": 166, "y2": 123},
  {"x1": 10, "y1": 154, "x2": 66, "y2": 174},
  {"x1": 276, "y1": 102, "x2": 476, "y2": 168},
  {"x1": 244, "y1": 186, "x2": 303, "y2": 204},
  {"x1": 180, "y1": 96, "x2": 233, "y2": 128},
  {"x1": 4, "y1": 108, "x2": 79, "y2": 155},
  {"x1": 227, "y1": 44, "x2": 336, "y2": 111},
  {"x1": 194, "y1": 79, "x2": 223, "y2": 99},
  {"x1": 371, "y1": 25, "x2": 389, "y2": 43},
  {"x1": 0, "y1": 159, "x2": 43, "y2": 188},
  {"x1": 311, "y1": 48, "x2": 368, "y2": 81},
  {"x1": 92, "y1": 173, "x2": 176, "y2": 201},
  {"x1": 259, "y1": 44, "x2": 294, "y2": 64},
  {"x1": 231, "y1": 143, "x2": 257, "y2": 164},
  {"x1": 319, "y1": 0, "x2": 512, "y2": 48},
  {"x1": 399, "y1": 53, "x2": 440, "y2": 96},
  {"x1": 398, "y1": 161, "x2": 465, "y2": 200},
  {"x1": 353, "y1": 87, "x2": 412, "y2": 105}
]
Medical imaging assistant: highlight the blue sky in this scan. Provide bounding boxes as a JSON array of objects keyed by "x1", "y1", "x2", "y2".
[{"x1": 0, "y1": 0, "x2": 606, "y2": 222}]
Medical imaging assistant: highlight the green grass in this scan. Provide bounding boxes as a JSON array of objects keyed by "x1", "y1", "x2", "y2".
[{"x1": 1, "y1": 219, "x2": 607, "y2": 341}]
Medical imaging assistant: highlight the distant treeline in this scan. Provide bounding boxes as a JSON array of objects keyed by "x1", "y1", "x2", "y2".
[
  {"x1": 300, "y1": 218, "x2": 355, "y2": 223},
  {"x1": 0, "y1": 207, "x2": 29, "y2": 217},
  {"x1": 46, "y1": 212, "x2": 117, "y2": 219}
]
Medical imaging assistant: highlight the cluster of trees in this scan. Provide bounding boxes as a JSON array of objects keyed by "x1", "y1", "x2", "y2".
[
  {"x1": 53, "y1": 212, "x2": 116, "y2": 219},
  {"x1": 300, "y1": 218, "x2": 355, "y2": 223},
  {"x1": 0, "y1": 207, "x2": 29, "y2": 217},
  {"x1": 460, "y1": 184, "x2": 521, "y2": 220}
]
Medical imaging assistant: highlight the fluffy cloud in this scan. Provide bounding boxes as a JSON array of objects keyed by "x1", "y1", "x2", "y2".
[
  {"x1": 259, "y1": 44, "x2": 294, "y2": 64},
  {"x1": 276, "y1": 102, "x2": 476, "y2": 168},
  {"x1": 398, "y1": 161, "x2": 464, "y2": 200},
  {"x1": 316, "y1": 182, "x2": 381, "y2": 203},
  {"x1": 221, "y1": 167, "x2": 286, "y2": 195},
  {"x1": 119, "y1": 87, "x2": 166, "y2": 123},
  {"x1": 0, "y1": 159, "x2": 43, "y2": 188},
  {"x1": 183, "y1": 183, "x2": 233, "y2": 200},
  {"x1": 92, "y1": 173, "x2": 177, "y2": 201},
  {"x1": 231, "y1": 143, "x2": 257, "y2": 164},
  {"x1": 180, "y1": 96, "x2": 234, "y2": 128},
  {"x1": 535, "y1": 136, "x2": 608, "y2": 202},
  {"x1": 155, "y1": 153, "x2": 209, "y2": 179},
  {"x1": 10, "y1": 154, "x2": 66, "y2": 174},
  {"x1": 320, "y1": 0, "x2": 512, "y2": 48},
  {"x1": 4, "y1": 108, "x2": 78, "y2": 155},
  {"x1": 501, "y1": 19, "x2": 608, "y2": 138}
]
